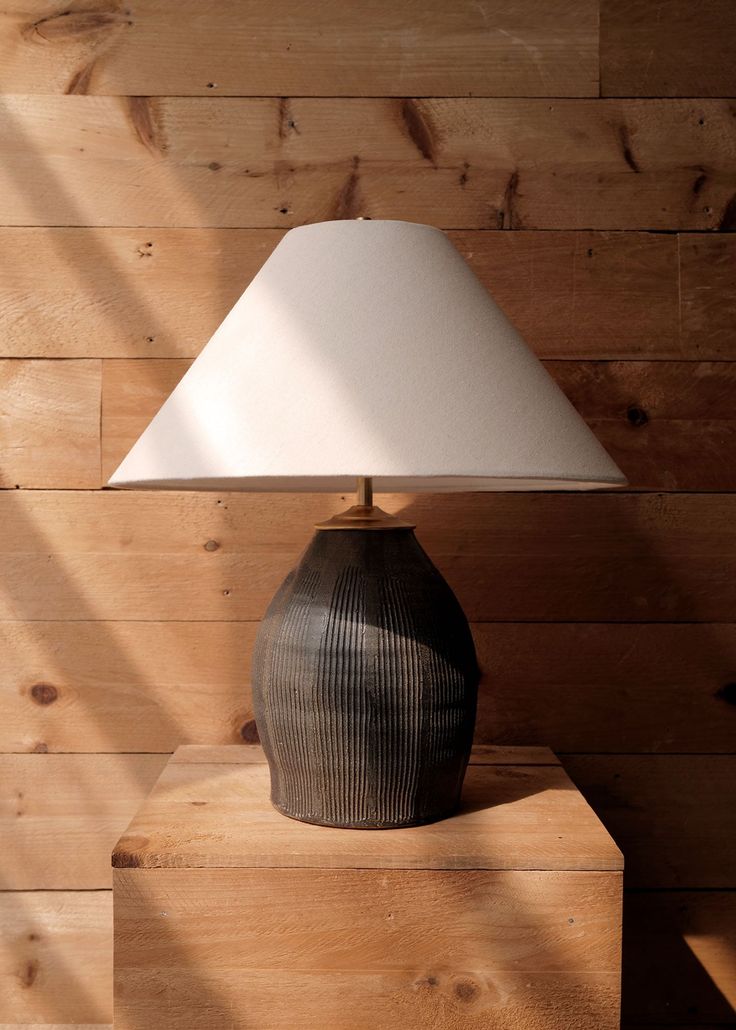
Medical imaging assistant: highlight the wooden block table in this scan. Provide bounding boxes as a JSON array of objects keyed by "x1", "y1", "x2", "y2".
[{"x1": 113, "y1": 745, "x2": 623, "y2": 1030}]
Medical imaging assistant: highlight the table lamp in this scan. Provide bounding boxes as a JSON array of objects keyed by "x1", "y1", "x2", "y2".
[{"x1": 109, "y1": 219, "x2": 625, "y2": 829}]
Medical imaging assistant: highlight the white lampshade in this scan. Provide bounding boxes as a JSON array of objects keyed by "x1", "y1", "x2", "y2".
[{"x1": 109, "y1": 220, "x2": 625, "y2": 492}]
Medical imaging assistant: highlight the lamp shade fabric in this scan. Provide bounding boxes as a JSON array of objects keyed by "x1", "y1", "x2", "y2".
[{"x1": 108, "y1": 219, "x2": 625, "y2": 492}]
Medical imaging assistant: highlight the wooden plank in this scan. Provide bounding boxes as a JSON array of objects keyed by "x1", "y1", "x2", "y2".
[
  {"x1": 482, "y1": 229, "x2": 679, "y2": 361},
  {"x1": 1, "y1": 751, "x2": 731, "y2": 886},
  {"x1": 4, "y1": 228, "x2": 712, "y2": 361},
  {"x1": 1, "y1": 97, "x2": 734, "y2": 230},
  {"x1": 0, "y1": 753, "x2": 168, "y2": 889},
  {"x1": 0, "y1": 0, "x2": 599, "y2": 98},
  {"x1": 471, "y1": 745, "x2": 559, "y2": 765},
  {"x1": 0, "y1": 360, "x2": 100, "y2": 489},
  {"x1": 113, "y1": 757, "x2": 622, "y2": 871},
  {"x1": 2, "y1": 621, "x2": 734, "y2": 754},
  {"x1": 475, "y1": 623, "x2": 736, "y2": 754},
  {"x1": 0, "y1": 227, "x2": 282, "y2": 360},
  {"x1": 680, "y1": 235, "x2": 736, "y2": 360},
  {"x1": 102, "y1": 359, "x2": 185, "y2": 482},
  {"x1": 4, "y1": 890, "x2": 730, "y2": 1030},
  {"x1": 114, "y1": 868, "x2": 621, "y2": 1030},
  {"x1": 623, "y1": 891, "x2": 736, "y2": 1025},
  {"x1": 171, "y1": 744, "x2": 266, "y2": 764},
  {"x1": 564, "y1": 756, "x2": 736, "y2": 889},
  {"x1": 601, "y1": 0, "x2": 736, "y2": 97},
  {"x1": 0, "y1": 891, "x2": 111, "y2": 1024},
  {"x1": 0, "y1": 621, "x2": 258, "y2": 754},
  {"x1": 4, "y1": 230, "x2": 732, "y2": 362},
  {"x1": 552, "y1": 360, "x2": 736, "y2": 492},
  {"x1": 101, "y1": 357, "x2": 736, "y2": 491},
  {"x1": 1, "y1": 491, "x2": 735, "y2": 623}
]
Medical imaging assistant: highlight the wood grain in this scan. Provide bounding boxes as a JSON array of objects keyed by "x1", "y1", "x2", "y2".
[
  {"x1": 9, "y1": 227, "x2": 730, "y2": 361},
  {"x1": 101, "y1": 357, "x2": 736, "y2": 491},
  {"x1": 623, "y1": 890, "x2": 736, "y2": 1024},
  {"x1": 1, "y1": 97, "x2": 734, "y2": 230},
  {"x1": 564, "y1": 756, "x2": 736, "y2": 888},
  {"x1": 114, "y1": 868, "x2": 621, "y2": 1030},
  {"x1": 553, "y1": 360, "x2": 736, "y2": 491},
  {"x1": 113, "y1": 753, "x2": 622, "y2": 872},
  {"x1": 2, "y1": 491, "x2": 735, "y2": 623},
  {"x1": 0, "y1": 891, "x2": 111, "y2": 1024},
  {"x1": 679, "y1": 235, "x2": 736, "y2": 360},
  {"x1": 0, "y1": 753, "x2": 168, "y2": 889},
  {"x1": 0, "y1": 3, "x2": 733, "y2": 1028},
  {"x1": 0, "y1": 228, "x2": 281, "y2": 359},
  {"x1": 2, "y1": 621, "x2": 734, "y2": 754},
  {"x1": 476, "y1": 622, "x2": 736, "y2": 753},
  {"x1": 0, "y1": 360, "x2": 100, "y2": 489},
  {"x1": 0, "y1": 621, "x2": 259, "y2": 754},
  {"x1": 101, "y1": 359, "x2": 190, "y2": 483},
  {"x1": 5, "y1": 889, "x2": 730, "y2": 1030},
  {"x1": 2, "y1": 750, "x2": 729, "y2": 891},
  {"x1": 1, "y1": 230, "x2": 732, "y2": 362},
  {"x1": 601, "y1": 0, "x2": 736, "y2": 97},
  {"x1": 0, "y1": 0, "x2": 599, "y2": 98}
]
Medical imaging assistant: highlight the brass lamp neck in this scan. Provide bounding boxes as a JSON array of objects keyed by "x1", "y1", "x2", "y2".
[{"x1": 356, "y1": 476, "x2": 373, "y2": 507}]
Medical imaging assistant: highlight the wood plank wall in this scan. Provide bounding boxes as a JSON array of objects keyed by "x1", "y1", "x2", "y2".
[{"x1": 1, "y1": 1, "x2": 735, "y2": 1026}]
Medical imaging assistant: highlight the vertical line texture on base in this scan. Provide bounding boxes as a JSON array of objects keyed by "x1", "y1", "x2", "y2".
[{"x1": 252, "y1": 527, "x2": 479, "y2": 828}]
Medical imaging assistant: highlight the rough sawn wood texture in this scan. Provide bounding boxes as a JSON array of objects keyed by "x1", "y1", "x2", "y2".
[
  {"x1": 0, "y1": 1, "x2": 734, "y2": 1026},
  {"x1": 113, "y1": 746, "x2": 623, "y2": 1030}
]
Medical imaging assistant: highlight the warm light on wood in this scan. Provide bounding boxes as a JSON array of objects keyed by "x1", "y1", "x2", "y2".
[
  {"x1": 1, "y1": 2, "x2": 731, "y2": 1024},
  {"x1": 113, "y1": 745, "x2": 623, "y2": 1029}
]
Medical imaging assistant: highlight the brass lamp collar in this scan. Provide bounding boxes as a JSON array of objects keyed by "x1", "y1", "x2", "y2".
[
  {"x1": 315, "y1": 477, "x2": 415, "y2": 531},
  {"x1": 316, "y1": 504, "x2": 415, "y2": 531}
]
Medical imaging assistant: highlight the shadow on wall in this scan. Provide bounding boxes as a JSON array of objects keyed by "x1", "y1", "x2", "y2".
[
  {"x1": 0, "y1": 96, "x2": 734, "y2": 1025},
  {"x1": 622, "y1": 890, "x2": 736, "y2": 1025}
]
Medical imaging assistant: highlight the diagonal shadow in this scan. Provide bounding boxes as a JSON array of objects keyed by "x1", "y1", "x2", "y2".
[
  {"x1": 396, "y1": 489, "x2": 736, "y2": 1025},
  {"x1": 0, "y1": 95, "x2": 244, "y2": 1025}
]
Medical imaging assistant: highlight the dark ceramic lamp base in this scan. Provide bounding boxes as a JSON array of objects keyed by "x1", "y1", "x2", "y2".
[{"x1": 252, "y1": 506, "x2": 480, "y2": 829}]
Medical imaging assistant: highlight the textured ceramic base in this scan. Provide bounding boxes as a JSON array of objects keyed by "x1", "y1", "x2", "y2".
[{"x1": 252, "y1": 526, "x2": 480, "y2": 828}]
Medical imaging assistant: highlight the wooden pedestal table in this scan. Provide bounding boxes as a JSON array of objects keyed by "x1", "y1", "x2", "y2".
[{"x1": 113, "y1": 745, "x2": 623, "y2": 1030}]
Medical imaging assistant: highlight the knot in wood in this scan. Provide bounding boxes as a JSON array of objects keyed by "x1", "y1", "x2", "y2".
[
  {"x1": 716, "y1": 682, "x2": 736, "y2": 705},
  {"x1": 240, "y1": 719, "x2": 260, "y2": 743},
  {"x1": 626, "y1": 406, "x2": 649, "y2": 427},
  {"x1": 31, "y1": 683, "x2": 58, "y2": 705}
]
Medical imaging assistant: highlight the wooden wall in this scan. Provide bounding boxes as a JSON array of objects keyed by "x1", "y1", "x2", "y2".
[{"x1": 1, "y1": 2, "x2": 735, "y2": 1026}]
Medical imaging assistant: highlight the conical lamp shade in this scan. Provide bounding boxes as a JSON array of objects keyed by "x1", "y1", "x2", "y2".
[{"x1": 109, "y1": 220, "x2": 625, "y2": 492}]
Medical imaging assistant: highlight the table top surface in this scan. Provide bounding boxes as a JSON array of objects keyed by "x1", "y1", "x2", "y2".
[{"x1": 113, "y1": 745, "x2": 623, "y2": 873}]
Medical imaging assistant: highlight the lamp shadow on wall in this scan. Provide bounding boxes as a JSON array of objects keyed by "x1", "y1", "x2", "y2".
[{"x1": 1, "y1": 95, "x2": 734, "y2": 1025}]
